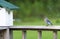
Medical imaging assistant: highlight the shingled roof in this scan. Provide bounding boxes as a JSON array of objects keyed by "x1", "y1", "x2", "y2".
[{"x1": 0, "y1": 0, "x2": 19, "y2": 10}]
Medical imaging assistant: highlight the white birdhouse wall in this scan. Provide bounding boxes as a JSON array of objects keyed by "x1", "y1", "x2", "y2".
[
  {"x1": 7, "y1": 10, "x2": 13, "y2": 26},
  {"x1": 0, "y1": 8, "x2": 13, "y2": 26}
]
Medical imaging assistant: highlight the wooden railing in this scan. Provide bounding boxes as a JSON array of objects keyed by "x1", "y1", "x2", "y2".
[{"x1": 0, "y1": 26, "x2": 60, "y2": 39}]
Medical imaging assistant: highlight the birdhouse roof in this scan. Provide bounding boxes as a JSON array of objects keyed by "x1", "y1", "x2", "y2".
[{"x1": 0, "y1": 0, "x2": 19, "y2": 10}]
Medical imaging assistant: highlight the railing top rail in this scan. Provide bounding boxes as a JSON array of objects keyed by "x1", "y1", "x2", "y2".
[
  {"x1": 9, "y1": 26, "x2": 60, "y2": 31},
  {"x1": 0, "y1": 26, "x2": 8, "y2": 30},
  {"x1": 0, "y1": 26, "x2": 60, "y2": 31}
]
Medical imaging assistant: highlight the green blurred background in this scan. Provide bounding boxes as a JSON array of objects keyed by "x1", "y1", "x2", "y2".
[
  {"x1": 4, "y1": 0, "x2": 60, "y2": 39},
  {"x1": 6, "y1": 0, "x2": 60, "y2": 25}
]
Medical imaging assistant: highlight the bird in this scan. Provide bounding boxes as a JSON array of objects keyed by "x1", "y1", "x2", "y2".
[{"x1": 44, "y1": 17, "x2": 53, "y2": 26}]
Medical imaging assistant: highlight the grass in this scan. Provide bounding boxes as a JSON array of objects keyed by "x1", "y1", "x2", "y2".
[
  {"x1": 13, "y1": 31, "x2": 60, "y2": 39},
  {"x1": 14, "y1": 21, "x2": 45, "y2": 26},
  {"x1": 13, "y1": 19, "x2": 60, "y2": 39}
]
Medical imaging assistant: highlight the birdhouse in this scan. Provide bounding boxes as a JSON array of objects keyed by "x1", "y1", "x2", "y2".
[{"x1": 0, "y1": 0, "x2": 19, "y2": 26}]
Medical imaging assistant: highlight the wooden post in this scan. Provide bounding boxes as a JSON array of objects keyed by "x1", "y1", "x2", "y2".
[
  {"x1": 4, "y1": 29, "x2": 10, "y2": 39},
  {"x1": 22, "y1": 30, "x2": 26, "y2": 39},
  {"x1": 53, "y1": 31, "x2": 57, "y2": 39},
  {"x1": 6, "y1": 29, "x2": 10, "y2": 39},
  {"x1": 0, "y1": 30, "x2": 4, "y2": 39},
  {"x1": 10, "y1": 30, "x2": 13, "y2": 39},
  {"x1": 38, "y1": 31, "x2": 42, "y2": 39}
]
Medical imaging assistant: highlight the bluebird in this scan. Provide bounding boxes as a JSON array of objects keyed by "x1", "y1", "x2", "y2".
[{"x1": 44, "y1": 17, "x2": 53, "y2": 26}]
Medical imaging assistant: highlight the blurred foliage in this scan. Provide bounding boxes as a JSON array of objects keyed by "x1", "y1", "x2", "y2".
[{"x1": 6, "y1": 0, "x2": 60, "y2": 22}]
